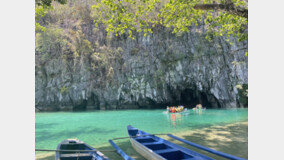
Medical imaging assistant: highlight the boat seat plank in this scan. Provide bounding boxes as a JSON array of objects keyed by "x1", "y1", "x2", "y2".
[
  {"x1": 154, "y1": 148, "x2": 178, "y2": 154},
  {"x1": 60, "y1": 153, "x2": 92, "y2": 158},
  {"x1": 134, "y1": 137, "x2": 157, "y2": 143},
  {"x1": 141, "y1": 142, "x2": 162, "y2": 145},
  {"x1": 134, "y1": 136, "x2": 152, "y2": 140}
]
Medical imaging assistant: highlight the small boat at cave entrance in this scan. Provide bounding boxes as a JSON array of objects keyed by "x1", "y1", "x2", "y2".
[{"x1": 165, "y1": 106, "x2": 188, "y2": 114}]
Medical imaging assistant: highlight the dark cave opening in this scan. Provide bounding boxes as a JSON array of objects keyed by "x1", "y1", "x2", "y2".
[
  {"x1": 177, "y1": 89, "x2": 220, "y2": 108},
  {"x1": 73, "y1": 99, "x2": 88, "y2": 111}
]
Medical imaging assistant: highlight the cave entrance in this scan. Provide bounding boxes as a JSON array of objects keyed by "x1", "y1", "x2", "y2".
[
  {"x1": 73, "y1": 99, "x2": 88, "y2": 111},
  {"x1": 179, "y1": 89, "x2": 220, "y2": 108}
]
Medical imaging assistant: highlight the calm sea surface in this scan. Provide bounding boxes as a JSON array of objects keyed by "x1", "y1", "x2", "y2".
[{"x1": 35, "y1": 109, "x2": 248, "y2": 151}]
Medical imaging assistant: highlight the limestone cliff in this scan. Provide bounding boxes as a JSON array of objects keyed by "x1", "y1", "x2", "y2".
[{"x1": 35, "y1": 1, "x2": 248, "y2": 111}]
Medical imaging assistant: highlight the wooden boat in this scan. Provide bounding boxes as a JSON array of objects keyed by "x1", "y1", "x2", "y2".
[
  {"x1": 55, "y1": 139, "x2": 109, "y2": 160},
  {"x1": 127, "y1": 125, "x2": 213, "y2": 160}
]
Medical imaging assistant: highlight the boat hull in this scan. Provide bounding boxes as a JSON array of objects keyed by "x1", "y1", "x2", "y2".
[
  {"x1": 167, "y1": 108, "x2": 188, "y2": 114},
  {"x1": 55, "y1": 139, "x2": 108, "y2": 160},
  {"x1": 127, "y1": 125, "x2": 214, "y2": 160},
  {"x1": 130, "y1": 138, "x2": 165, "y2": 160}
]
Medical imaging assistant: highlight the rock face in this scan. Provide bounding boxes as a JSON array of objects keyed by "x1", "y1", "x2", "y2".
[{"x1": 35, "y1": 2, "x2": 248, "y2": 111}]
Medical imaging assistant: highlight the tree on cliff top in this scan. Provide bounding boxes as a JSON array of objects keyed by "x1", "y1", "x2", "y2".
[
  {"x1": 92, "y1": 0, "x2": 248, "y2": 41},
  {"x1": 35, "y1": 0, "x2": 67, "y2": 31},
  {"x1": 35, "y1": 0, "x2": 66, "y2": 6}
]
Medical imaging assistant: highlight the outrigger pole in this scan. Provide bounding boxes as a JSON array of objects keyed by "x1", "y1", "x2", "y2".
[
  {"x1": 167, "y1": 134, "x2": 247, "y2": 160},
  {"x1": 108, "y1": 140, "x2": 135, "y2": 160}
]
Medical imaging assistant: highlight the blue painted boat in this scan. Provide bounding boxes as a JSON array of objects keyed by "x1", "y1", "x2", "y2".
[
  {"x1": 127, "y1": 125, "x2": 214, "y2": 160},
  {"x1": 55, "y1": 139, "x2": 109, "y2": 160}
]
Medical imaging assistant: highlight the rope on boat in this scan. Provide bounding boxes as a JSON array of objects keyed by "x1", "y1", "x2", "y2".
[
  {"x1": 35, "y1": 149, "x2": 116, "y2": 152},
  {"x1": 111, "y1": 133, "x2": 170, "y2": 140}
]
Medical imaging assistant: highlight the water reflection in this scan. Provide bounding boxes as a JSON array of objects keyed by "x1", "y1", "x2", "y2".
[
  {"x1": 192, "y1": 108, "x2": 205, "y2": 115},
  {"x1": 164, "y1": 109, "x2": 208, "y2": 127},
  {"x1": 164, "y1": 112, "x2": 190, "y2": 127}
]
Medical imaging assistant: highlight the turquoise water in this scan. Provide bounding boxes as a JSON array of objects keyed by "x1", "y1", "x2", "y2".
[{"x1": 35, "y1": 109, "x2": 248, "y2": 151}]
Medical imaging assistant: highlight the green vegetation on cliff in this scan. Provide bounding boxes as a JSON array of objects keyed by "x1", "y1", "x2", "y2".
[
  {"x1": 35, "y1": 0, "x2": 67, "y2": 31},
  {"x1": 35, "y1": 0, "x2": 247, "y2": 110},
  {"x1": 36, "y1": 0, "x2": 247, "y2": 41},
  {"x1": 91, "y1": 0, "x2": 247, "y2": 41}
]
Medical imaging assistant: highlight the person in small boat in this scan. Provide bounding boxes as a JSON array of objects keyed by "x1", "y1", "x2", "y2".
[
  {"x1": 175, "y1": 106, "x2": 179, "y2": 112},
  {"x1": 197, "y1": 104, "x2": 202, "y2": 109},
  {"x1": 166, "y1": 106, "x2": 169, "y2": 112},
  {"x1": 178, "y1": 106, "x2": 181, "y2": 112},
  {"x1": 170, "y1": 107, "x2": 174, "y2": 113},
  {"x1": 175, "y1": 106, "x2": 182, "y2": 112}
]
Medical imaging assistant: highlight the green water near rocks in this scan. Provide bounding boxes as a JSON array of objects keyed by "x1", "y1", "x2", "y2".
[{"x1": 35, "y1": 109, "x2": 248, "y2": 152}]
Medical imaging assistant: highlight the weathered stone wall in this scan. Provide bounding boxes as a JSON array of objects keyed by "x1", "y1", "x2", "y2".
[{"x1": 35, "y1": 2, "x2": 248, "y2": 111}]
